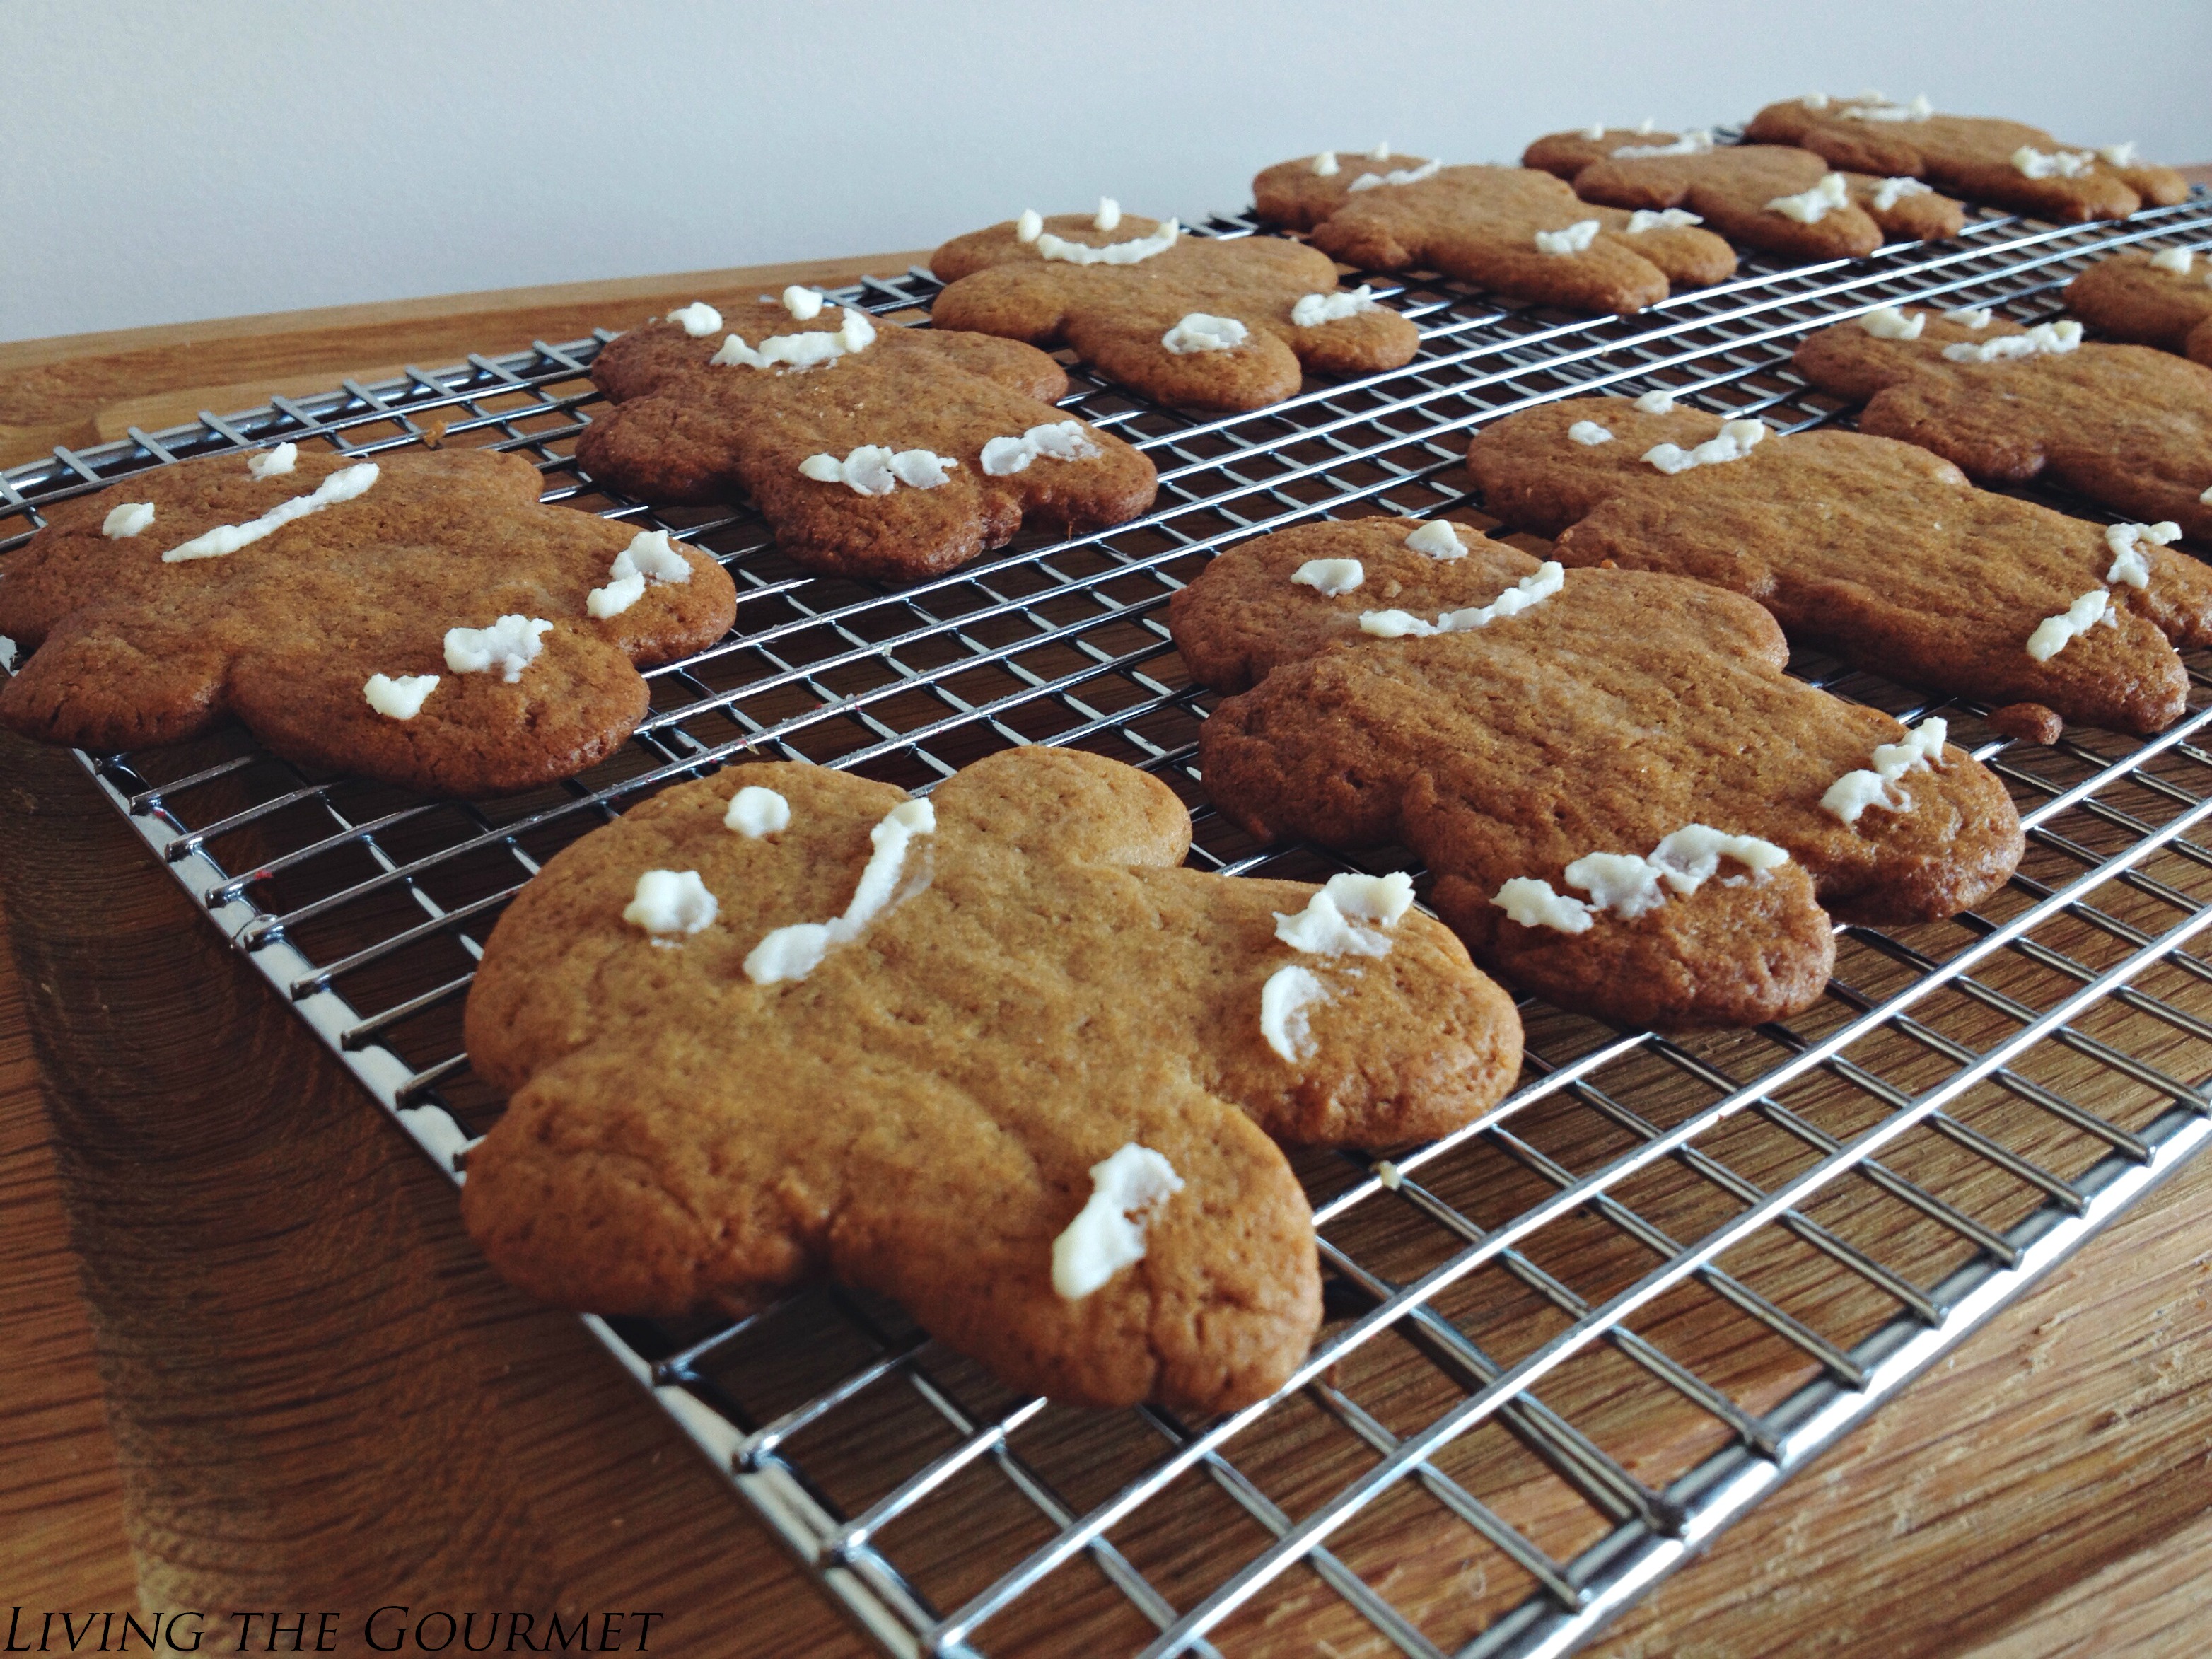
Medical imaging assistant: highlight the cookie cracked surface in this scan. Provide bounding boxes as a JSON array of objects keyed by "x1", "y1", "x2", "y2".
[
  {"x1": 580, "y1": 300, "x2": 1158, "y2": 582},
  {"x1": 1793, "y1": 308, "x2": 2212, "y2": 541},
  {"x1": 928, "y1": 212, "x2": 1421, "y2": 412},
  {"x1": 1745, "y1": 98, "x2": 2186, "y2": 222},
  {"x1": 1252, "y1": 154, "x2": 1738, "y2": 317},
  {"x1": 1521, "y1": 131, "x2": 1967, "y2": 257},
  {"x1": 460, "y1": 746, "x2": 1523, "y2": 1413},
  {"x1": 1171, "y1": 519, "x2": 2022, "y2": 1030},
  {"x1": 1466, "y1": 397, "x2": 2212, "y2": 736},
  {"x1": 0, "y1": 446, "x2": 737, "y2": 795}
]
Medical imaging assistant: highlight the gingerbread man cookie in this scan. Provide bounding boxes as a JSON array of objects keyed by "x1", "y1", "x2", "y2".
[
  {"x1": 578, "y1": 292, "x2": 1158, "y2": 582},
  {"x1": 460, "y1": 746, "x2": 1523, "y2": 1412},
  {"x1": 1745, "y1": 95, "x2": 2186, "y2": 223},
  {"x1": 1521, "y1": 128, "x2": 1967, "y2": 257},
  {"x1": 926, "y1": 206, "x2": 1421, "y2": 412},
  {"x1": 1172, "y1": 519, "x2": 2022, "y2": 1029},
  {"x1": 1793, "y1": 306, "x2": 2212, "y2": 541},
  {"x1": 1465, "y1": 395, "x2": 2212, "y2": 738},
  {"x1": 2066, "y1": 247, "x2": 2212, "y2": 369},
  {"x1": 1251, "y1": 154, "x2": 1737, "y2": 317},
  {"x1": 0, "y1": 446, "x2": 736, "y2": 795}
]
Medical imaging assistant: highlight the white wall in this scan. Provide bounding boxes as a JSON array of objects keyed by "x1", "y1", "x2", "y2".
[{"x1": 6, "y1": 0, "x2": 2208, "y2": 343}]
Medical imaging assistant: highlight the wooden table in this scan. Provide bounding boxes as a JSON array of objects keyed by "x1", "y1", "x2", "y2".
[{"x1": 6, "y1": 240, "x2": 2212, "y2": 1659}]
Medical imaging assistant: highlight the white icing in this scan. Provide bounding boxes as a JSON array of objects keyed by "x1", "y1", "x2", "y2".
[
  {"x1": 161, "y1": 461, "x2": 379, "y2": 563},
  {"x1": 1821, "y1": 716, "x2": 1947, "y2": 827},
  {"x1": 1374, "y1": 1159, "x2": 1402, "y2": 1189},
  {"x1": 1291, "y1": 558, "x2": 1364, "y2": 596},
  {"x1": 1370, "y1": 141, "x2": 1392, "y2": 158},
  {"x1": 1162, "y1": 313, "x2": 1249, "y2": 355},
  {"x1": 1036, "y1": 219, "x2": 1180, "y2": 265},
  {"x1": 2105, "y1": 520, "x2": 2181, "y2": 590},
  {"x1": 2150, "y1": 248, "x2": 2195, "y2": 275},
  {"x1": 2100, "y1": 142, "x2": 2138, "y2": 167},
  {"x1": 797, "y1": 445, "x2": 959, "y2": 496},
  {"x1": 1612, "y1": 129, "x2": 1714, "y2": 159},
  {"x1": 725, "y1": 784, "x2": 791, "y2": 838},
  {"x1": 1626, "y1": 209, "x2": 1703, "y2": 233},
  {"x1": 1568, "y1": 421, "x2": 1614, "y2": 446},
  {"x1": 711, "y1": 308, "x2": 876, "y2": 371},
  {"x1": 1582, "y1": 123, "x2": 1607, "y2": 140},
  {"x1": 979, "y1": 420, "x2": 1102, "y2": 477},
  {"x1": 248, "y1": 442, "x2": 298, "y2": 479},
  {"x1": 1403, "y1": 520, "x2": 1466, "y2": 560},
  {"x1": 1312, "y1": 150, "x2": 1340, "y2": 177},
  {"x1": 1535, "y1": 220, "x2": 1602, "y2": 256},
  {"x1": 1359, "y1": 561, "x2": 1565, "y2": 636},
  {"x1": 668, "y1": 301, "x2": 723, "y2": 337},
  {"x1": 1093, "y1": 197, "x2": 1122, "y2": 231},
  {"x1": 1860, "y1": 305, "x2": 1925, "y2": 341},
  {"x1": 1050, "y1": 1143, "x2": 1184, "y2": 1299},
  {"x1": 1495, "y1": 877, "x2": 1594, "y2": 932},
  {"x1": 587, "y1": 529, "x2": 693, "y2": 619},
  {"x1": 624, "y1": 869, "x2": 718, "y2": 938},
  {"x1": 1015, "y1": 209, "x2": 1042, "y2": 243},
  {"x1": 1634, "y1": 119, "x2": 1657, "y2": 134},
  {"x1": 743, "y1": 798, "x2": 934, "y2": 984},
  {"x1": 1347, "y1": 158, "x2": 1441, "y2": 192},
  {"x1": 1632, "y1": 390, "x2": 1677, "y2": 414},
  {"x1": 363, "y1": 673, "x2": 438, "y2": 721},
  {"x1": 1290, "y1": 286, "x2": 1381, "y2": 327},
  {"x1": 1802, "y1": 93, "x2": 1830, "y2": 110},
  {"x1": 1870, "y1": 176, "x2": 1934, "y2": 211},
  {"x1": 445, "y1": 615, "x2": 554, "y2": 682},
  {"x1": 2026, "y1": 588, "x2": 2113, "y2": 662},
  {"x1": 1766, "y1": 173, "x2": 1851, "y2": 224},
  {"x1": 2013, "y1": 146, "x2": 2098, "y2": 180},
  {"x1": 1274, "y1": 871, "x2": 1415, "y2": 958},
  {"x1": 2203, "y1": 484, "x2": 2212, "y2": 506},
  {"x1": 1642, "y1": 418, "x2": 1766, "y2": 475},
  {"x1": 781, "y1": 286, "x2": 826, "y2": 321},
  {"x1": 1840, "y1": 94, "x2": 1933, "y2": 122},
  {"x1": 1259, "y1": 965, "x2": 1329, "y2": 1064},
  {"x1": 1941, "y1": 320, "x2": 2083, "y2": 364},
  {"x1": 1942, "y1": 306, "x2": 1995, "y2": 329},
  {"x1": 103, "y1": 501, "x2": 155, "y2": 538}
]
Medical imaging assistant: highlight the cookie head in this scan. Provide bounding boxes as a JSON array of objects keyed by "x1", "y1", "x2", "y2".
[
  {"x1": 579, "y1": 296, "x2": 1159, "y2": 581},
  {"x1": 0, "y1": 446, "x2": 738, "y2": 795},
  {"x1": 927, "y1": 210, "x2": 1421, "y2": 411},
  {"x1": 460, "y1": 746, "x2": 1522, "y2": 1411}
]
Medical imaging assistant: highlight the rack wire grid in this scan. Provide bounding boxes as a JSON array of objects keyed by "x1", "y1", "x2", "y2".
[{"x1": 6, "y1": 180, "x2": 2212, "y2": 1658}]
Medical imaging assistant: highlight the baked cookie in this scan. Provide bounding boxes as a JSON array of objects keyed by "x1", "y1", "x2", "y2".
[
  {"x1": 460, "y1": 746, "x2": 1523, "y2": 1412},
  {"x1": 926, "y1": 208, "x2": 1421, "y2": 412},
  {"x1": 2066, "y1": 247, "x2": 2212, "y2": 368},
  {"x1": 1793, "y1": 306, "x2": 2212, "y2": 540},
  {"x1": 1745, "y1": 95, "x2": 2187, "y2": 222},
  {"x1": 0, "y1": 446, "x2": 736, "y2": 795},
  {"x1": 1250, "y1": 155, "x2": 1737, "y2": 316},
  {"x1": 1172, "y1": 518, "x2": 2022, "y2": 1029},
  {"x1": 1520, "y1": 128, "x2": 1967, "y2": 257},
  {"x1": 1464, "y1": 395, "x2": 2212, "y2": 736},
  {"x1": 580, "y1": 293, "x2": 1158, "y2": 582}
]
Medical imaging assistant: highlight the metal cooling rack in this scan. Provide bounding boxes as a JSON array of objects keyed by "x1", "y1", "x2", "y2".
[{"x1": 6, "y1": 185, "x2": 2212, "y2": 1659}]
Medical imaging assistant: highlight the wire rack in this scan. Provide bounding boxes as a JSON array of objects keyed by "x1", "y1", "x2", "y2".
[{"x1": 6, "y1": 184, "x2": 2212, "y2": 1659}]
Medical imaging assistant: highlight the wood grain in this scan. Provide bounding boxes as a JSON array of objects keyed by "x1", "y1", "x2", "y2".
[{"x1": 6, "y1": 231, "x2": 2212, "y2": 1655}]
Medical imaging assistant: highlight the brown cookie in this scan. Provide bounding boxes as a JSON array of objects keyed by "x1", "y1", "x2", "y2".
[
  {"x1": 1521, "y1": 129, "x2": 1967, "y2": 257},
  {"x1": 460, "y1": 746, "x2": 1523, "y2": 1412},
  {"x1": 1171, "y1": 518, "x2": 2022, "y2": 1030},
  {"x1": 1744, "y1": 96, "x2": 2187, "y2": 223},
  {"x1": 1793, "y1": 306, "x2": 2212, "y2": 540},
  {"x1": 579, "y1": 295, "x2": 1158, "y2": 582},
  {"x1": 926, "y1": 210, "x2": 1421, "y2": 412},
  {"x1": 1464, "y1": 395, "x2": 2212, "y2": 736},
  {"x1": 1250, "y1": 156, "x2": 1737, "y2": 316},
  {"x1": 2066, "y1": 248, "x2": 2212, "y2": 368},
  {"x1": 0, "y1": 446, "x2": 736, "y2": 796}
]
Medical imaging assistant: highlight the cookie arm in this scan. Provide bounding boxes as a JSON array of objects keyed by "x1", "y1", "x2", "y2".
[
  {"x1": 575, "y1": 392, "x2": 751, "y2": 506},
  {"x1": 0, "y1": 615, "x2": 230, "y2": 751},
  {"x1": 927, "y1": 264, "x2": 1078, "y2": 350}
]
